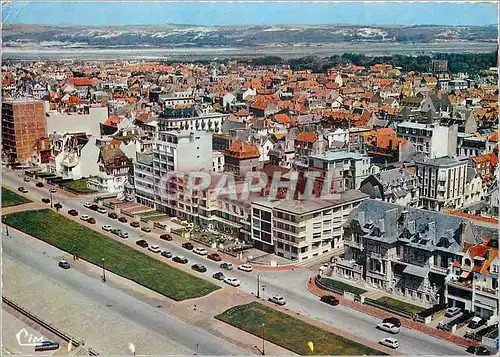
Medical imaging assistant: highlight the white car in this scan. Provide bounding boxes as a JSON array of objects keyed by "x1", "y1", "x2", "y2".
[
  {"x1": 149, "y1": 245, "x2": 161, "y2": 253},
  {"x1": 268, "y1": 295, "x2": 286, "y2": 306},
  {"x1": 193, "y1": 247, "x2": 208, "y2": 256},
  {"x1": 80, "y1": 215, "x2": 90, "y2": 221},
  {"x1": 102, "y1": 224, "x2": 112, "y2": 231},
  {"x1": 238, "y1": 264, "x2": 253, "y2": 272},
  {"x1": 377, "y1": 322, "x2": 400, "y2": 334},
  {"x1": 97, "y1": 207, "x2": 107, "y2": 214},
  {"x1": 50, "y1": 187, "x2": 57, "y2": 193},
  {"x1": 224, "y1": 277, "x2": 241, "y2": 287},
  {"x1": 83, "y1": 202, "x2": 92, "y2": 208},
  {"x1": 379, "y1": 337, "x2": 399, "y2": 349}
]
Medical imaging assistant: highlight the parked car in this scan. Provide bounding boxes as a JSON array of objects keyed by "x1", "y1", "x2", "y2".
[
  {"x1": 17, "y1": 186, "x2": 28, "y2": 193},
  {"x1": 193, "y1": 247, "x2": 208, "y2": 255},
  {"x1": 36, "y1": 182, "x2": 44, "y2": 188},
  {"x1": 173, "y1": 256, "x2": 188, "y2": 264},
  {"x1": 50, "y1": 187, "x2": 57, "y2": 193},
  {"x1": 97, "y1": 207, "x2": 107, "y2": 214},
  {"x1": 34, "y1": 341, "x2": 60, "y2": 352},
  {"x1": 41, "y1": 198, "x2": 50, "y2": 204},
  {"x1": 89, "y1": 204, "x2": 99, "y2": 211},
  {"x1": 268, "y1": 295, "x2": 286, "y2": 306},
  {"x1": 468, "y1": 317, "x2": 487, "y2": 330},
  {"x1": 102, "y1": 224, "x2": 113, "y2": 231},
  {"x1": 379, "y1": 337, "x2": 399, "y2": 349},
  {"x1": 23, "y1": 177, "x2": 30, "y2": 182},
  {"x1": 192, "y1": 264, "x2": 207, "y2": 273},
  {"x1": 182, "y1": 242, "x2": 194, "y2": 250},
  {"x1": 110, "y1": 228, "x2": 121, "y2": 235},
  {"x1": 238, "y1": 264, "x2": 253, "y2": 272},
  {"x1": 58, "y1": 260, "x2": 70, "y2": 269},
  {"x1": 141, "y1": 226, "x2": 152, "y2": 233},
  {"x1": 466, "y1": 346, "x2": 491, "y2": 355},
  {"x1": 161, "y1": 250, "x2": 172, "y2": 258},
  {"x1": 220, "y1": 262, "x2": 233, "y2": 270},
  {"x1": 130, "y1": 221, "x2": 140, "y2": 228},
  {"x1": 160, "y1": 234, "x2": 173, "y2": 241},
  {"x1": 208, "y1": 253, "x2": 222, "y2": 261},
  {"x1": 320, "y1": 295, "x2": 339, "y2": 306},
  {"x1": 118, "y1": 232, "x2": 128, "y2": 239},
  {"x1": 383, "y1": 317, "x2": 401, "y2": 328},
  {"x1": 80, "y1": 215, "x2": 90, "y2": 221},
  {"x1": 87, "y1": 217, "x2": 96, "y2": 224},
  {"x1": 377, "y1": 322, "x2": 400, "y2": 334},
  {"x1": 84, "y1": 202, "x2": 92, "y2": 208},
  {"x1": 224, "y1": 277, "x2": 241, "y2": 287},
  {"x1": 118, "y1": 216, "x2": 128, "y2": 223},
  {"x1": 445, "y1": 307, "x2": 462, "y2": 318},
  {"x1": 212, "y1": 272, "x2": 225, "y2": 280},
  {"x1": 68, "y1": 209, "x2": 78, "y2": 216},
  {"x1": 108, "y1": 212, "x2": 118, "y2": 219},
  {"x1": 136, "y1": 239, "x2": 149, "y2": 248},
  {"x1": 149, "y1": 245, "x2": 161, "y2": 253}
]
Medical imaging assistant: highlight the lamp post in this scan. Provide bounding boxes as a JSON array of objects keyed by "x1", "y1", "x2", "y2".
[
  {"x1": 5, "y1": 224, "x2": 9, "y2": 236},
  {"x1": 261, "y1": 323, "x2": 265, "y2": 356},
  {"x1": 49, "y1": 190, "x2": 53, "y2": 208},
  {"x1": 262, "y1": 285, "x2": 266, "y2": 300},
  {"x1": 102, "y1": 258, "x2": 106, "y2": 282},
  {"x1": 257, "y1": 273, "x2": 260, "y2": 298}
]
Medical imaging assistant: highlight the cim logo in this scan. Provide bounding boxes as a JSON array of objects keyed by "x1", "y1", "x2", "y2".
[{"x1": 16, "y1": 328, "x2": 45, "y2": 346}]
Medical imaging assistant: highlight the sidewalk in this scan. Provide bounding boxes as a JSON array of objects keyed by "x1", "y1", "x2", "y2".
[{"x1": 307, "y1": 277, "x2": 476, "y2": 348}]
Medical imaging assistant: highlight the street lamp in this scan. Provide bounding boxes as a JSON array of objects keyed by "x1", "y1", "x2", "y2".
[
  {"x1": 101, "y1": 258, "x2": 106, "y2": 282},
  {"x1": 262, "y1": 285, "x2": 266, "y2": 300},
  {"x1": 5, "y1": 224, "x2": 9, "y2": 236},
  {"x1": 257, "y1": 273, "x2": 260, "y2": 298},
  {"x1": 261, "y1": 323, "x2": 265, "y2": 356},
  {"x1": 49, "y1": 190, "x2": 53, "y2": 208}
]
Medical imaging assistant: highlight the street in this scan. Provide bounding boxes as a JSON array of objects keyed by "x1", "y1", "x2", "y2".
[{"x1": 3, "y1": 168, "x2": 467, "y2": 355}]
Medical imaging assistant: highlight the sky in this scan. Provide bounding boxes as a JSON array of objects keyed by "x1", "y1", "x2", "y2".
[{"x1": 2, "y1": 1, "x2": 498, "y2": 27}]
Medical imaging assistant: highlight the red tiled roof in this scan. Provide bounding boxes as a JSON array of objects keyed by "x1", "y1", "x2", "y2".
[
  {"x1": 295, "y1": 131, "x2": 317, "y2": 143},
  {"x1": 104, "y1": 116, "x2": 122, "y2": 127},
  {"x1": 69, "y1": 77, "x2": 95, "y2": 86},
  {"x1": 224, "y1": 140, "x2": 260, "y2": 159}
]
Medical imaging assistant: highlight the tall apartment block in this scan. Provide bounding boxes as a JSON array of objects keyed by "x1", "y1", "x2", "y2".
[{"x1": 2, "y1": 98, "x2": 46, "y2": 163}]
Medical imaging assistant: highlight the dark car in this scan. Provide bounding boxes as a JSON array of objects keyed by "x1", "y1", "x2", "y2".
[
  {"x1": 141, "y1": 226, "x2": 152, "y2": 233},
  {"x1": 54, "y1": 202, "x2": 63, "y2": 209},
  {"x1": 136, "y1": 239, "x2": 149, "y2": 248},
  {"x1": 36, "y1": 182, "x2": 44, "y2": 188},
  {"x1": 468, "y1": 317, "x2": 486, "y2": 330},
  {"x1": 87, "y1": 217, "x2": 96, "y2": 224},
  {"x1": 108, "y1": 212, "x2": 118, "y2": 219},
  {"x1": 182, "y1": 242, "x2": 194, "y2": 250},
  {"x1": 208, "y1": 253, "x2": 222, "y2": 261},
  {"x1": 41, "y1": 198, "x2": 50, "y2": 204},
  {"x1": 173, "y1": 256, "x2": 188, "y2": 264},
  {"x1": 212, "y1": 272, "x2": 225, "y2": 280},
  {"x1": 18, "y1": 186, "x2": 28, "y2": 193},
  {"x1": 160, "y1": 234, "x2": 173, "y2": 241},
  {"x1": 383, "y1": 317, "x2": 401, "y2": 328},
  {"x1": 68, "y1": 209, "x2": 78, "y2": 216},
  {"x1": 320, "y1": 295, "x2": 340, "y2": 306},
  {"x1": 466, "y1": 346, "x2": 491, "y2": 355},
  {"x1": 118, "y1": 216, "x2": 128, "y2": 223},
  {"x1": 89, "y1": 204, "x2": 99, "y2": 211},
  {"x1": 34, "y1": 341, "x2": 59, "y2": 352},
  {"x1": 192, "y1": 264, "x2": 207, "y2": 273},
  {"x1": 58, "y1": 260, "x2": 70, "y2": 269},
  {"x1": 130, "y1": 221, "x2": 140, "y2": 228},
  {"x1": 161, "y1": 251, "x2": 173, "y2": 258}
]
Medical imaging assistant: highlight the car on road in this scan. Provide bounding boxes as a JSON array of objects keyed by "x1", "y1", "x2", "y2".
[
  {"x1": 23, "y1": 177, "x2": 30, "y2": 182},
  {"x1": 466, "y1": 346, "x2": 491, "y2": 355},
  {"x1": 87, "y1": 217, "x2": 96, "y2": 224},
  {"x1": 68, "y1": 209, "x2": 78, "y2": 216},
  {"x1": 224, "y1": 277, "x2": 241, "y2": 287},
  {"x1": 102, "y1": 224, "x2": 113, "y2": 231},
  {"x1": 41, "y1": 198, "x2": 51, "y2": 204},
  {"x1": 268, "y1": 295, "x2": 286, "y2": 306},
  {"x1": 18, "y1": 186, "x2": 28, "y2": 193},
  {"x1": 376, "y1": 322, "x2": 400, "y2": 334},
  {"x1": 34, "y1": 341, "x2": 60, "y2": 352},
  {"x1": 118, "y1": 216, "x2": 128, "y2": 223},
  {"x1": 89, "y1": 204, "x2": 99, "y2": 211},
  {"x1": 320, "y1": 295, "x2": 339, "y2": 306},
  {"x1": 58, "y1": 260, "x2": 70, "y2": 269},
  {"x1": 173, "y1": 256, "x2": 188, "y2": 264},
  {"x1": 212, "y1": 272, "x2": 225, "y2": 280},
  {"x1": 149, "y1": 245, "x2": 161, "y2": 253},
  {"x1": 50, "y1": 187, "x2": 57, "y2": 193},
  {"x1": 192, "y1": 264, "x2": 207, "y2": 273},
  {"x1": 468, "y1": 317, "x2": 486, "y2": 330},
  {"x1": 238, "y1": 264, "x2": 253, "y2": 272},
  {"x1": 161, "y1": 250, "x2": 172, "y2": 258},
  {"x1": 207, "y1": 253, "x2": 222, "y2": 261},
  {"x1": 118, "y1": 232, "x2": 128, "y2": 239},
  {"x1": 110, "y1": 228, "x2": 121, "y2": 234},
  {"x1": 182, "y1": 242, "x2": 194, "y2": 250},
  {"x1": 84, "y1": 202, "x2": 92, "y2": 208},
  {"x1": 141, "y1": 226, "x2": 152, "y2": 233},
  {"x1": 160, "y1": 234, "x2": 173, "y2": 241},
  {"x1": 130, "y1": 221, "x2": 140, "y2": 228},
  {"x1": 80, "y1": 215, "x2": 90, "y2": 221},
  {"x1": 193, "y1": 247, "x2": 208, "y2": 255},
  {"x1": 108, "y1": 212, "x2": 118, "y2": 219},
  {"x1": 220, "y1": 262, "x2": 233, "y2": 270},
  {"x1": 136, "y1": 239, "x2": 149, "y2": 248},
  {"x1": 36, "y1": 182, "x2": 44, "y2": 188},
  {"x1": 97, "y1": 207, "x2": 107, "y2": 214},
  {"x1": 379, "y1": 337, "x2": 399, "y2": 349},
  {"x1": 445, "y1": 307, "x2": 462, "y2": 317},
  {"x1": 382, "y1": 317, "x2": 401, "y2": 327}
]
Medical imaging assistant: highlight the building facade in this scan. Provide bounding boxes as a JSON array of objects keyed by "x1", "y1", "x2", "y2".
[{"x1": 397, "y1": 122, "x2": 457, "y2": 159}]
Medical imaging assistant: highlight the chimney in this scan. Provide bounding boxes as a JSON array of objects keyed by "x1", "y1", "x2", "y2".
[
  {"x1": 408, "y1": 220, "x2": 416, "y2": 234},
  {"x1": 378, "y1": 218, "x2": 386, "y2": 233},
  {"x1": 358, "y1": 210, "x2": 365, "y2": 226},
  {"x1": 400, "y1": 209, "x2": 408, "y2": 226},
  {"x1": 428, "y1": 221, "x2": 436, "y2": 241},
  {"x1": 384, "y1": 208, "x2": 398, "y2": 237}
]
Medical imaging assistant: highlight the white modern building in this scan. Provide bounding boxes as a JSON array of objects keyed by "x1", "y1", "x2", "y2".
[
  {"x1": 397, "y1": 122, "x2": 458, "y2": 159},
  {"x1": 45, "y1": 105, "x2": 109, "y2": 137}
]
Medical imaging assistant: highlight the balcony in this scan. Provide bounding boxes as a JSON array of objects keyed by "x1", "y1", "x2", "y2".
[
  {"x1": 345, "y1": 239, "x2": 363, "y2": 250},
  {"x1": 474, "y1": 285, "x2": 499, "y2": 297},
  {"x1": 430, "y1": 265, "x2": 449, "y2": 275}
]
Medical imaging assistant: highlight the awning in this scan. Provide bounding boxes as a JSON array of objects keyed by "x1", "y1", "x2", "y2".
[
  {"x1": 403, "y1": 265, "x2": 429, "y2": 278},
  {"x1": 460, "y1": 271, "x2": 470, "y2": 279}
]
